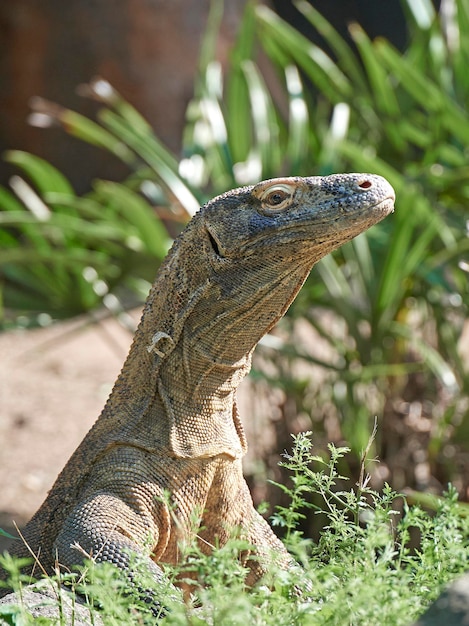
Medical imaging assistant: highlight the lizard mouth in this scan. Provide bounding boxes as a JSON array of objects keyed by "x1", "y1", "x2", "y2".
[{"x1": 371, "y1": 195, "x2": 395, "y2": 217}]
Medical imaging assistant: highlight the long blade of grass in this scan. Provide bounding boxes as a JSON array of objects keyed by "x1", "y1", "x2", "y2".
[
  {"x1": 350, "y1": 25, "x2": 400, "y2": 118},
  {"x1": 5, "y1": 177, "x2": 54, "y2": 255},
  {"x1": 375, "y1": 38, "x2": 447, "y2": 113},
  {"x1": 224, "y1": 2, "x2": 257, "y2": 166},
  {"x1": 350, "y1": 232, "x2": 374, "y2": 288},
  {"x1": 99, "y1": 111, "x2": 201, "y2": 215},
  {"x1": 43, "y1": 193, "x2": 111, "y2": 221},
  {"x1": 403, "y1": 0, "x2": 436, "y2": 30},
  {"x1": 4, "y1": 151, "x2": 75, "y2": 196},
  {"x1": 294, "y1": 0, "x2": 368, "y2": 92},
  {"x1": 445, "y1": 1, "x2": 469, "y2": 95},
  {"x1": 0, "y1": 211, "x2": 132, "y2": 243},
  {"x1": 284, "y1": 65, "x2": 310, "y2": 173},
  {"x1": 256, "y1": 5, "x2": 352, "y2": 103},
  {"x1": 196, "y1": 0, "x2": 225, "y2": 90},
  {"x1": 78, "y1": 79, "x2": 154, "y2": 137},
  {"x1": 29, "y1": 97, "x2": 137, "y2": 165},
  {"x1": 242, "y1": 60, "x2": 280, "y2": 178},
  {"x1": 196, "y1": 63, "x2": 236, "y2": 185},
  {"x1": 0, "y1": 247, "x2": 111, "y2": 266},
  {"x1": 317, "y1": 254, "x2": 354, "y2": 301},
  {"x1": 93, "y1": 181, "x2": 170, "y2": 258},
  {"x1": 0, "y1": 185, "x2": 27, "y2": 212}
]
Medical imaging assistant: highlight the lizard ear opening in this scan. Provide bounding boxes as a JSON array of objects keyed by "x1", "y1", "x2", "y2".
[{"x1": 206, "y1": 228, "x2": 224, "y2": 258}]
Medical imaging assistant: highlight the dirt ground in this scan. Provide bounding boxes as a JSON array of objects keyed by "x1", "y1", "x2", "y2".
[{"x1": 0, "y1": 313, "x2": 140, "y2": 551}]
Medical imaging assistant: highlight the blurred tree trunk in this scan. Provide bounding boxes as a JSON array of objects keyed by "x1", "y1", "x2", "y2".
[{"x1": 0, "y1": 0, "x2": 245, "y2": 192}]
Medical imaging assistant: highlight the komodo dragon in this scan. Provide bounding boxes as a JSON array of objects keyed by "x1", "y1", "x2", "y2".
[{"x1": 1, "y1": 173, "x2": 394, "y2": 610}]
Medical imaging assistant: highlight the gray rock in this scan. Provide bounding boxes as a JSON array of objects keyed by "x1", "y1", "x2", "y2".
[
  {"x1": 413, "y1": 573, "x2": 469, "y2": 626},
  {"x1": 0, "y1": 581, "x2": 103, "y2": 625}
]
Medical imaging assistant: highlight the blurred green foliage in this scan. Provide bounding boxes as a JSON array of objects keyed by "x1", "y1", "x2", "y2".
[
  {"x1": 1, "y1": 0, "x2": 468, "y2": 493},
  {"x1": 250, "y1": 0, "x2": 469, "y2": 486}
]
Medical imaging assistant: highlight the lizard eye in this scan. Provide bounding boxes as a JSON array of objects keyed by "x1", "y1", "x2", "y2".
[
  {"x1": 265, "y1": 190, "x2": 288, "y2": 205},
  {"x1": 259, "y1": 184, "x2": 295, "y2": 212}
]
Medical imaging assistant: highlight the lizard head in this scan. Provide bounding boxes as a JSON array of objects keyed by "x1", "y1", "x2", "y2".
[
  {"x1": 188, "y1": 172, "x2": 395, "y2": 354},
  {"x1": 203, "y1": 173, "x2": 394, "y2": 264}
]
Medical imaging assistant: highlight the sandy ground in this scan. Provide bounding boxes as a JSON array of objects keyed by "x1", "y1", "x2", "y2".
[{"x1": 0, "y1": 313, "x2": 139, "y2": 550}]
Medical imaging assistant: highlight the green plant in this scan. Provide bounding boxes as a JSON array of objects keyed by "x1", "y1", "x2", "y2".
[
  {"x1": 2, "y1": 431, "x2": 469, "y2": 625},
  {"x1": 0, "y1": 87, "x2": 202, "y2": 327},
  {"x1": 174, "y1": 0, "x2": 469, "y2": 492},
  {"x1": 249, "y1": 0, "x2": 469, "y2": 490}
]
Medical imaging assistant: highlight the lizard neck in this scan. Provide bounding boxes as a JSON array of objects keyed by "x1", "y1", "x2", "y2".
[
  {"x1": 150, "y1": 256, "x2": 312, "y2": 458},
  {"x1": 155, "y1": 341, "x2": 253, "y2": 458},
  {"x1": 105, "y1": 215, "x2": 313, "y2": 459}
]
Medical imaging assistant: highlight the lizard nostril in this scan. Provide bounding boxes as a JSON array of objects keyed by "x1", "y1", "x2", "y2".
[{"x1": 358, "y1": 180, "x2": 372, "y2": 189}]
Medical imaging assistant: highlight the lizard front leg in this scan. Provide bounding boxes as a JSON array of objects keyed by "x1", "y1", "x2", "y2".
[
  {"x1": 202, "y1": 458, "x2": 304, "y2": 589},
  {"x1": 240, "y1": 508, "x2": 298, "y2": 587},
  {"x1": 54, "y1": 490, "x2": 174, "y2": 616}
]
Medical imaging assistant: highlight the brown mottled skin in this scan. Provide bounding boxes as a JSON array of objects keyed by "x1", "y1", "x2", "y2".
[{"x1": 1, "y1": 174, "x2": 394, "y2": 608}]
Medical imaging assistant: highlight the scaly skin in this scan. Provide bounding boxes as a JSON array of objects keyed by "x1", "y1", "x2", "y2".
[{"x1": 2, "y1": 174, "x2": 394, "y2": 606}]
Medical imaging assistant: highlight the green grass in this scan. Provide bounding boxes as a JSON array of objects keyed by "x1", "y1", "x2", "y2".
[{"x1": 1, "y1": 432, "x2": 468, "y2": 625}]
